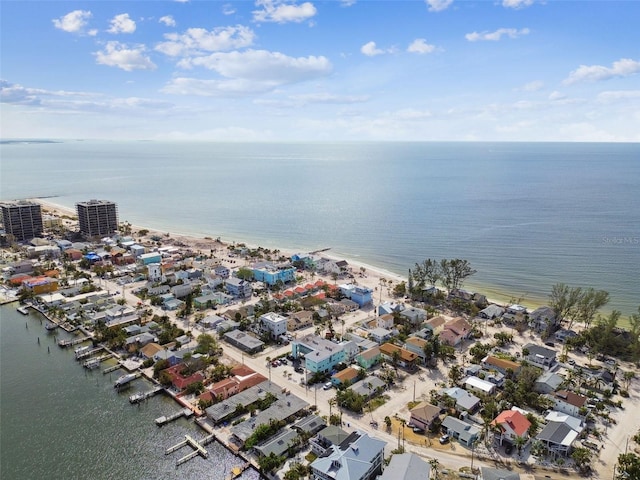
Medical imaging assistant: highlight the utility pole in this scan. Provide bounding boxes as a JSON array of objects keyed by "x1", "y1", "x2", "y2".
[{"x1": 413, "y1": 380, "x2": 416, "y2": 403}]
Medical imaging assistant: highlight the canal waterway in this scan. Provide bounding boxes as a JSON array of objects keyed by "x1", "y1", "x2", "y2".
[{"x1": 0, "y1": 304, "x2": 261, "y2": 480}]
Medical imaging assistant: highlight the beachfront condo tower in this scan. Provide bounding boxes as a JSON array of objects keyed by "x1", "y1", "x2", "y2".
[
  {"x1": 76, "y1": 199, "x2": 119, "y2": 238},
  {"x1": 0, "y1": 201, "x2": 44, "y2": 241}
]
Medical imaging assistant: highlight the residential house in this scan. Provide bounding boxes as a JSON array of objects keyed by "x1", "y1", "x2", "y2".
[
  {"x1": 479, "y1": 467, "x2": 521, "y2": 480},
  {"x1": 554, "y1": 329, "x2": 579, "y2": 343},
  {"x1": 528, "y1": 306, "x2": 558, "y2": 332},
  {"x1": 251, "y1": 263, "x2": 296, "y2": 286},
  {"x1": 260, "y1": 312, "x2": 288, "y2": 340},
  {"x1": 292, "y1": 414, "x2": 327, "y2": 437},
  {"x1": 464, "y1": 376, "x2": 496, "y2": 396},
  {"x1": 491, "y1": 410, "x2": 531, "y2": 445},
  {"x1": 292, "y1": 334, "x2": 346, "y2": 374},
  {"x1": 548, "y1": 390, "x2": 588, "y2": 417},
  {"x1": 378, "y1": 453, "x2": 431, "y2": 480},
  {"x1": 506, "y1": 304, "x2": 527, "y2": 315},
  {"x1": 253, "y1": 428, "x2": 300, "y2": 459},
  {"x1": 440, "y1": 317, "x2": 472, "y2": 346},
  {"x1": 379, "y1": 343, "x2": 418, "y2": 371},
  {"x1": 478, "y1": 304, "x2": 505, "y2": 320},
  {"x1": 339, "y1": 340, "x2": 360, "y2": 363},
  {"x1": 369, "y1": 327, "x2": 393, "y2": 344},
  {"x1": 534, "y1": 371, "x2": 565, "y2": 394},
  {"x1": 310, "y1": 425, "x2": 351, "y2": 456},
  {"x1": 287, "y1": 310, "x2": 314, "y2": 331},
  {"x1": 138, "y1": 252, "x2": 162, "y2": 265},
  {"x1": 545, "y1": 411, "x2": 585, "y2": 436},
  {"x1": 322, "y1": 259, "x2": 349, "y2": 275},
  {"x1": 398, "y1": 307, "x2": 427, "y2": 327},
  {"x1": 376, "y1": 313, "x2": 395, "y2": 330},
  {"x1": 482, "y1": 356, "x2": 521, "y2": 376},
  {"x1": 331, "y1": 367, "x2": 361, "y2": 387},
  {"x1": 536, "y1": 421, "x2": 579, "y2": 458},
  {"x1": 350, "y1": 376, "x2": 385, "y2": 398},
  {"x1": 212, "y1": 264, "x2": 230, "y2": 279},
  {"x1": 378, "y1": 302, "x2": 403, "y2": 317},
  {"x1": 441, "y1": 416, "x2": 481, "y2": 447},
  {"x1": 524, "y1": 343, "x2": 557, "y2": 369},
  {"x1": 441, "y1": 387, "x2": 481, "y2": 413},
  {"x1": 162, "y1": 364, "x2": 205, "y2": 393},
  {"x1": 310, "y1": 431, "x2": 385, "y2": 480},
  {"x1": 339, "y1": 284, "x2": 373, "y2": 307},
  {"x1": 171, "y1": 282, "x2": 195, "y2": 299},
  {"x1": 225, "y1": 277, "x2": 252, "y2": 299},
  {"x1": 355, "y1": 347, "x2": 381, "y2": 370},
  {"x1": 425, "y1": 315, "x2": 446, "y2": 335},
  {"x1": 408, "y1": 402, "x2": 441, "y2": 431},
  {"x1": 403, "y1": 337, "x2": 429, "y2": 364},
  {"x1": 223, "y1": 329, "x2": 265, "y2": 354}
]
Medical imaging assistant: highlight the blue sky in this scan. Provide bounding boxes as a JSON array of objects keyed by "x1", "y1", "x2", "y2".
[{"x1": 1, "y1": 0, "x2": 639, "y2": 141}]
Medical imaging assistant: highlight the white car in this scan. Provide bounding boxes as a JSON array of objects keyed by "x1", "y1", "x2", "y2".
[{"x1": 323, "y1": 382, "x2": 333, "y2": 390}]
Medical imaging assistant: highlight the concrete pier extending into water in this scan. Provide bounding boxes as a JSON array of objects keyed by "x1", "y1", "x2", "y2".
[
  {"x1": 155, "y1": 408, "x2": 193, "y2": 426},
  {"x1": 166, "y1": 433, "x2": 215, "y2": 466}
]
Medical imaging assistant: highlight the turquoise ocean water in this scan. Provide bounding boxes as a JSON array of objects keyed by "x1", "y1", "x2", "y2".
[{"x1": 1, "y1": 140, "x2": 638, "y2": 316}]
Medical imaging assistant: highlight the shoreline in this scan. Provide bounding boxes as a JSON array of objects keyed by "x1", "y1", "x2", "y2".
[{"x1": 33, "y1": 198, "x2": 631, "y2": 325}]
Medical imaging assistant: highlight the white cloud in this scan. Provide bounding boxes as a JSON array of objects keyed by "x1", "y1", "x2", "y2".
[
  {"x1": 502, "y1": 0, "x2": 535, "y2": 9},
  {"x1": 222, "y1": 4, "x2": 236, "y2": 15},
  {"x1": 340, "y1": 0, "x2": 357, "y2": 6},
  {"x1": 159, "y1": 15, "x2": 176, "y2": 27},
  {"x1": 425, "y1": 0, "x2": 453, "y2": 12},
  {"x1": 597, "y1": 90, "x2": 640, "y2": 103},
  {"x1": 178, "y1": 49, "x2": 331, "y2": 84},
  {"x1": 361, "y1": 41, "x2": 386, "y2": 57},
  {"x1": 521, "y1": 80, "x2": 544, "y2": 92},
  {"x1": 156, "y1": 26, "x2": 255, "y2": 57},
  {"x1": 548, "y1": 91, "x2": 566, "y2": 101},
  {"x1": 407, "y1": 39, "x2": 436, "y2": 54},
  {"x1": 108, "y1": 13, "x2": 137, "y2": 34},
  {"x1": 94, "y1": 42, "x2": 157, "y2": 71},
  {"x1": 52, "y1": 10, "x2": 96, "y2": 36},
  {"x1": 253, "y1": 0, "x2": 317, "y2": 24},
  {"x1": 563, "y1": 58, "x2": 640, "y2": 85},
  {"x1": 465, "y1": 28, "x2": 530, "y2": 42},
  {"x1": 289, "y1": 92, "x2": 369, "y2": 104}
]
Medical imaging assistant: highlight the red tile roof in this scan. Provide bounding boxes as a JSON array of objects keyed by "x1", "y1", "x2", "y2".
[{"x1": 492, "y1": 410, "x2": 531, "y2": 437}]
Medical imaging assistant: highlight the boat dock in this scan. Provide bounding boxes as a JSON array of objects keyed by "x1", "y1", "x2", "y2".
[
  {"x1": 102, "y1": 363, "x2": 122, "y2": 374},
  {"x1": 155, "y1": 408, "x2": 194, "y2": 426},
  {"x1": 227, "y1": 463, "x2": 251, "y2": 480},
  {"x1": 166, "y1": 433, "x2": 215, "y2": 466},
  {"x1": 129, "y1": 386, "x2": 164, "y2": 404},
  {"x1": 83, "y1": 353, "x2": 111, "y2": 368},
  {"x1": 76, "y1": 346, "x2": 104, "y2": 360},
  {"x1": 17, "y1": 306, "x2": 30, "y2": 315},
  {"x1": 58, "y1": 336, "x2": 91, "y2": 348}
]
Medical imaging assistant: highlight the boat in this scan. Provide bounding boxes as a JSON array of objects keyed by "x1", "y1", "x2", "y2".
[
  {"x1": 17, "y1": 306, "x2": 29, "y2": 315},
  {"x1": 114, "y1": 373, "x2": 138, "y2": 389},
  {"x1": 74, "y1": 345, "x2": 90, "y2": 358},
  {"x1": 45, "y1": 322, "x2": 59, "y2": 331},
  {"x1": 83, "y1": 358, "x2": 101, "y2": 369}
]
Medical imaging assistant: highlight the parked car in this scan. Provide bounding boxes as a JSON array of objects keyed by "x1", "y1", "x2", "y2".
[
  {"x1": 439, "y1": 434, "x2": 450, "y2": 444},
  {"x1": 505, "y1": 444, "x2": 514, "y2": 455},
  {"x1": 294, "y1": 366, "x2": 304, "y2": 373},
  {"x1": 323, "y1": 382, "x2": 333, "y2": 390}
]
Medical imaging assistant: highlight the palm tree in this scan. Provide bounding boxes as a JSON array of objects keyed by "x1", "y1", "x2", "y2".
[
  {"x1": 429, "y1": 459, "x2": 440, "y2": 480},
  {"x1": 514, "y1": 435, "x2": 527, "y2": 456}
]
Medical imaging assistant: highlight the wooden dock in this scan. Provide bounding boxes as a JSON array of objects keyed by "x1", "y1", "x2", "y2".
[
  {"x1": 76, "y1": 347, "x2": 104, "y2": 360},
  {"x1": 155, "y1": 408, "x2": 193, "y2": 426},
  {"x1": 58, "y1": 336, "x2": 90, "y2": 348},
  {"x1": 83, "y1": 353, "x2": 111, "y2": 368},
  {"x1": 102, "y1": 363, "x2": 122, "y2": 374},
  {"x1": 166, "y1": 434, "x2": 212, "y2": 466},
  {"x1": 129, "y1": 386, "x2": 163, "y2": 404}
]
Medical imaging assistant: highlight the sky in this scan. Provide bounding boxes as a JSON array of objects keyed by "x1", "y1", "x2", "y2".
[{"x1": 1, "y1": 0, "x2": 639, "y2": 142}]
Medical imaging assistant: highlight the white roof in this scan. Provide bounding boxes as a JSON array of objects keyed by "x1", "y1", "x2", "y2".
[{"x1": 465, "y1": 376, "x2": 495, "y2": 393}]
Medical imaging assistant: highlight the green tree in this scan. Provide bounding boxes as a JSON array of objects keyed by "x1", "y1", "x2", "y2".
[
  {"x1": 616, "y1": 452, "x2": 640, "y2": 480},
  {"x1": 571, "y1": 447, "x2": 592, "y2": 473},
  {"x1": 574, "y1": 288, "x2": 610, "y2": 329},
  {"x1": 258, "y1": 452, "x2": 284, "y2": 473},
  {"x1": 448, "y1": 365, "x2": 463, "y2": 386},
  {"x1": 440, "y1": 259, "x2": 476, "y2": 292},
  {"x1": 236, "y1": 267, "x2": 254, "y2": 281}
]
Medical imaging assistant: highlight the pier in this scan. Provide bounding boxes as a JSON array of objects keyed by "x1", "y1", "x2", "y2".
[
  {"x1": 83, "y1": 353, "x2": 111, "y2": 369},
  {"x1": 155, "y1": 408, "x2": 193, "y2": 426},
  {"x1": 58, "y1": 336, "x2": 91, "y2": 348},
  {"x1": 129, "y1": 386, "x2": 164, "y2": 404},
  {"x1": 103, "y1": 363, "x2": 122, "y2": 374},
  {"x1": 166, "y1": 433, "x2": 214, "y2": 466},
  {"x1": 76, "y1": 346, "x2": 104, "y2": 360}
]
